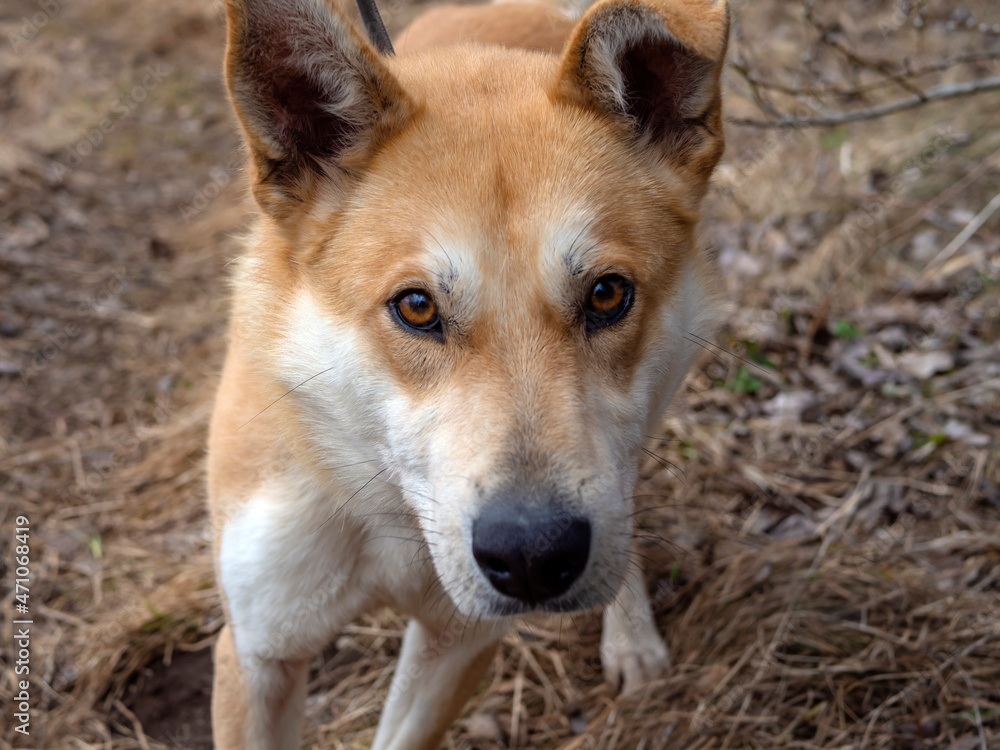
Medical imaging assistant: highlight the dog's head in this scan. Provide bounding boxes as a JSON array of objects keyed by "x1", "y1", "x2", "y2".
[{"x1": 223, "y1": 0, "x2": 728, "y2": 617}]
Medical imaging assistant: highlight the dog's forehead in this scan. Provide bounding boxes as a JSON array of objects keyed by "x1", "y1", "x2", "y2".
[{"x1": 386, "y1": 49, "x2": 630, "y2": 207}]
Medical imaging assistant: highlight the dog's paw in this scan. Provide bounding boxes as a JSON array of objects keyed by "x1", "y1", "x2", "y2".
[{"x1": 600, "y1": 611, "x2": 671, "y2": 694}]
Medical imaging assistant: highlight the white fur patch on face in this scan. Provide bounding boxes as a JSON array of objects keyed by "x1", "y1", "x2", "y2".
[
  {"x1": 420, "y1": 230, "x2": 485, "y2": 322},
  {"x1": 537, "y1": 205, "x2": 602, "y2": 302},
  {"x1": 272, "y1": 289, "x2": 395, "y2": 468},
  {"x1": 636, "y1": 258, "x2": 722, "y2": 434}
]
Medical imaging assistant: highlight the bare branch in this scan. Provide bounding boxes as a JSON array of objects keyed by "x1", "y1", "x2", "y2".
[
  {"x1": 728, "y1": 59, "x2": 782, "y2": 119},
  {"x1": 731, "y1": 50, "x2": 1000, "y2": 100},
  {"x1": 803, "y1": 3, "x2": 929, "y2": 100},
  {"x1": 729, "y1": 76, "x2": 1000, "y2": 129}
]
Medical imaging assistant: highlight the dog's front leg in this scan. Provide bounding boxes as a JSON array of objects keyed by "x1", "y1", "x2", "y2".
[
  {"x1": 212, "y1": 623, "x2": 309, "y2": 750},
  {"x1": 601, "y1": 554, "x2": 671, "y2": 694},
  {"x1": 372, "y1": 618, "x2": 505, "y2": 750}
]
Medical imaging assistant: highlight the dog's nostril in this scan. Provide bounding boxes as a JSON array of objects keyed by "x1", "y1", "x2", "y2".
[
  {"x1": 540, "y1": 558, "x2": 576, "y2": 585},
  {"x1": 472, "y1": 504, "x2": 591, "y2": 606},
  {"x1": 482, "y1": 557, "x2": 511, "y2": 577}
]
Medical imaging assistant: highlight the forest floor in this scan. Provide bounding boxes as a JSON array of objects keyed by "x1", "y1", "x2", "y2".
[{"x1": 1, "y1": 0, "x2": 998, "y2": 748}]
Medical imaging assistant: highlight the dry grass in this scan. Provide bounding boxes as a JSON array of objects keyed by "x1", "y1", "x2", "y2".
[{"x1": 1, "y1": 0, "x2": 998, "y2": 748}]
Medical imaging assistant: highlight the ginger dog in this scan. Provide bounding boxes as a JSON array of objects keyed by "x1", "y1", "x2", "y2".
[{"x1": 208, "y1": 0, "x2": 729, "y2": 746}]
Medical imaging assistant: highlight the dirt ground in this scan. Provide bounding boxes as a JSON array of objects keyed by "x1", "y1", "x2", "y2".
[{"x1": 1, "y1": 0, "x2": 998, "y2": 748}]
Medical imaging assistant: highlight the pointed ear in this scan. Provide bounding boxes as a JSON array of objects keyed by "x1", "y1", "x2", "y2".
[
  {"x1": 224, "y1": 0, "x2": 411, "y2": 219},
  {"x1": 556, "y1": 0, "x2": 729, "y2": 193}
]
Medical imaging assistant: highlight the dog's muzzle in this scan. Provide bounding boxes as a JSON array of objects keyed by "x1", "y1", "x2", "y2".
[{"x1": 472, "y1": 502, "x2": 591, "y2": 606}]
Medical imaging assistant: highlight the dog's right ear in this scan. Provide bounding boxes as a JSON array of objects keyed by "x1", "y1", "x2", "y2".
[
  {"x1": 224, "y1": 0, "x2": 411, "y2": 220},
  {"x1": 555, "y1": 0, "x2": 729, "y2": 197}
]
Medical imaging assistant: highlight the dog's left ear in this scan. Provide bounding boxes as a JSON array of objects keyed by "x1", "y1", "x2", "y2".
[{"x1": 555, "y1": 0, "x2": 729, "y2": 196}]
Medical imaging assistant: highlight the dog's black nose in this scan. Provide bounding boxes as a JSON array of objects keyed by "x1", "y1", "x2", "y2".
[{"x1": 472, "y1": 505, "x2": 590, "y2": 605}]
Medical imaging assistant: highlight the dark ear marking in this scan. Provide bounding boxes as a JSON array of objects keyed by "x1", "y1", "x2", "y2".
[
  {"x1": 613, "y1": 23, "x2": 716, "y2": 144},
  {"x1": 224, "y1": 0, "x2": 411, "y2": 218},
  {"x1": 558, "y1": 0, "x2": 729, "y2": 190}
]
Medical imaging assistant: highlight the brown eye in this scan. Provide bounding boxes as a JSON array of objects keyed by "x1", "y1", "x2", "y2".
[
  {"x1": 391, "y1": 290, "x2": 442, "y2": 335},
  {"x1": 585, "y1": 274, "x2": 633, "y2": 332}
]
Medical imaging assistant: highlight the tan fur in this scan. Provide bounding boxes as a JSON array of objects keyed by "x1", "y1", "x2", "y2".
[{"x1": 210, "y1": 0, "x2": 729, "y2": 747}]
